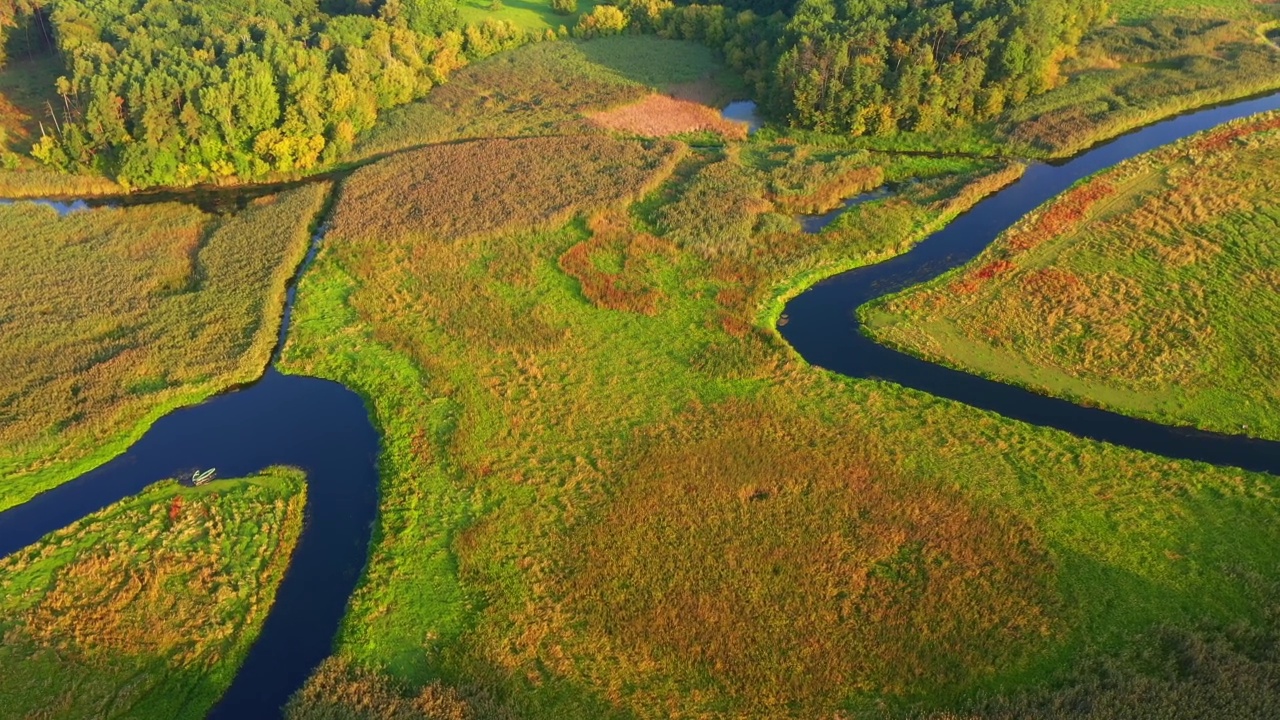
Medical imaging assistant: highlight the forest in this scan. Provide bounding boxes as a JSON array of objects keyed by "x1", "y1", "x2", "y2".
[
  {"x1": 0, "y1": 0, "x2": 1110, "y2": 187},
  {"x1": 1, "y1": 0, "x2": 512, "y2": 187}
]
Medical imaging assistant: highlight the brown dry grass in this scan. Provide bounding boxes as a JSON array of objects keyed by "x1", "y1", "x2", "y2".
[
  {"x1": 330, "y1": 136, "x2": 684, "y2": 245},
  {"x1": 0, "y1": 183, "x2": 330, "y2": 511},
  {"x1": 588, "y1": 94, "x2": 748, "y2": 140}
]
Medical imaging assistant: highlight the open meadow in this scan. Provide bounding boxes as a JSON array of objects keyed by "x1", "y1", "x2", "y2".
[
  {"x1": 0, "y1": 183, "x2": 330, "y2": 511},
  {"x1": 865, "y1": 110, "x2": 1280, "y2": 441},
  {"x1": 0, "y1": 469, "x2": 305, "y2": 719},
  {"x1": 277, "y1": 38, "x2": 1280, "y2": 717}
]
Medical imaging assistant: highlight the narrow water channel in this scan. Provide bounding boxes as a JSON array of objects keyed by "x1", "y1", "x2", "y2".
[
  {"x1": 779, "y1": 90, "x2": 1280, "y2": 475},
  {"x1": 0, "y1": 217, "x2": 380, "y2": 718},
  {"x1": 0, "y1": 89, "x2": 1279, "y2": 718}
]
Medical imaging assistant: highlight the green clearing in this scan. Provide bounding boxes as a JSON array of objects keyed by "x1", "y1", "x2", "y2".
[
  {"x1": 0, "y1": 49, "x2": 120, "y2": 196},
  {"x1": 865, "y1": 111, "x2": 1280, "y2": 441},
  {"x1": 277, "y1": 40, "x2": 1280, "y2": 717},
  {"x1": 0, "y1": 468, "x2": 305, "y2": 719},
  {"x1": 457, "y1": 0, "x2": 600, "y2": 32},
  {"x1": 1111, "y1": 0, "x2": 1260, "y2": 22},
  {"x1": 0, "y1": 183, "x2": 330, "y2": 512}
]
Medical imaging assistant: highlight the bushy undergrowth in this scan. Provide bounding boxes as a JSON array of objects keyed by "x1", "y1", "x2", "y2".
[
  {"x1": 866, "y1": 110, "x2": 1280, "y2": 439},
  {"x1": 0, "y1": 469, "x2": 305, "y2": 719},
  {"x1": 0, "y1": 183, "x2": 330, "y2": 511},
  {"x1": 558, "y1": 210, "x2": 675, "y2": 315},
  {"x1": 331, "y1": 135, "x2": 683, "y2": 244},
  {"x1": 746, "y1": 144, "x2": 887, "y2": 214}
]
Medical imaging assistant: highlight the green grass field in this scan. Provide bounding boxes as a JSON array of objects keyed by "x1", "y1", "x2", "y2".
[
  {"x1": 865, "y1": 111, "x2": 1280, "y2": 441},
  {"x1": 0, "y1": 183, "x2": 330, "y2": 512},
  {"x1": 1111, "y1": 0, "x2": 1260, "y2": 22},
  {"x1": 457, "y1": 0, "x2": 600, "y2": 32},
  {"x1": 0, "y1": 469, "x2": 305, "y2": 719},
  {"x1": 276, "y1": 36, "x2": 1280, "y2": 717}
]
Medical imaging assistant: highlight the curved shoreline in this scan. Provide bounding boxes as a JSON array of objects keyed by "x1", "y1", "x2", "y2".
[
  {"x1": 778, "y1": 90, "x2": 1280, "y2": 476},
  {"x1": 0, "y1": 90, "x2": 1278, "y2": 718},
  {"x1": 0, "y1": 207, "x2": 381, "y2": 717}
]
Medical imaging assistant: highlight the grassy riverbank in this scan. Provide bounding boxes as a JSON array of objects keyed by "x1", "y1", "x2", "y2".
[
  {"x1": 0, "y1": 468, "x2": 305, "y2": 719},
  {"x1": 0, "y1": 183, "x2": 330, "y2": 511},
  {"x1": 865, "y1": 110, "x2": 1280, "y2": 441},
  {"x1": 279, "y1": 43, "x2": 1280, "y2": 713}
]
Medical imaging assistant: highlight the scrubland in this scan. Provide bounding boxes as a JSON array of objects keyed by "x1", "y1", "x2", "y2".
[
  {"x1": 0, "y1": 469, "x2": 305, "y2": 719},
  {"x1": 0, "y1": 183, "x2": 330, "y2": 511},
  {"x1": 866, "y1": 111, "x2": 1280, "y2": 440}
]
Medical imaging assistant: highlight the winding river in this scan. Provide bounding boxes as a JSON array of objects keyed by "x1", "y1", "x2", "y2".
[{"x1": 1, "y1": 90, "x2": 1280, "y2": 717}]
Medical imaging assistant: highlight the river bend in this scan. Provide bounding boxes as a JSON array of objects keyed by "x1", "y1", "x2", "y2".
[{"x1": 0, "y1": 90, "x2": 1279, "y2": 718}]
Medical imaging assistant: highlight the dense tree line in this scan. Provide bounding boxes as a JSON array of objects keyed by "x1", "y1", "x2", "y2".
[
  {"x1": 772, "y1": 0, "x2": 1109, "y2": 133},
  {"x1": 26, "y1": 0, "x2": 523, "y2": 187},
  {"x1": 8, "y1": 0, "x2": 1113, "y2": 186},
  {"x1": 626, "y1": 0, "x2": 1108, "y2": 135}
]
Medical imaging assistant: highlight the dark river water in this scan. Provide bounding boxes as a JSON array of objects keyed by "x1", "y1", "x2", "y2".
[
  {"x1": 1, "y1": 90, "x2": 1279, "y2": 717},
  {"x1": 779, "y1": 91, "x2": 1280, "y2": 475}
]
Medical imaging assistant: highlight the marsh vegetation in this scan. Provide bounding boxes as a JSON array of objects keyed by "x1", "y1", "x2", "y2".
[
  {"x1": 0, "y1": 183, "x2": 329, "y2": 511},
  {"x1": 272, "y1": 39, "x2": 1280, "y2": 717},
  {"x1": 3, "y1": 1, "x2": 1280, "y2": 717},
  {"x1": 866, "y1": 110, "x2": 1280, "y2": 440},
  {"x1": 0, "y1": 469, "x2": 305, "y2": 719}
]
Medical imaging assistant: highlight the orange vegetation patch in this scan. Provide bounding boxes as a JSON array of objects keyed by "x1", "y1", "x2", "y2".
[
  {"x1": 557, "y1": 400, "x2": 1062, "y2": 709},
  {"x1": 1006, "y1": 180, "x2": 1116, "y2": 253},
  {"x1": 559, "y1": 210, "x2": 674, "y2": 316},
  {"x1": 950, "y1": 259, "x2": 1015, "y2": 294},
  {"x1": 588, "y1": 94, "x2": 748, "y2": 140},
  {"x1": 1194, "y1": 115, "x2": 1280, "y2": 153}
]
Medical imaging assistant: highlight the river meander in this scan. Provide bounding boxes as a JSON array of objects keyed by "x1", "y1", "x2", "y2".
[{"x1": 2, "y1": 89, "x2": 1280, "y2": 717}]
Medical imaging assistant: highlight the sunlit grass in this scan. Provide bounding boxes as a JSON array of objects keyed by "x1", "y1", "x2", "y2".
[
  {"x1": 866, "y1": 110, "x2": 1280, "y2": 440},
  {"x1": 0, "y1": 468, "x2": 305, "y2": 719},
  {"x1": 280, "y1": 111, "x2": 1280, "y2": 716},
  {"x1": 0, "y1": 183, "x2": 330, "y2": 511}
]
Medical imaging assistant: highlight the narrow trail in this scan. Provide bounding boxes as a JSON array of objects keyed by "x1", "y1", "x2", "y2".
[{"x1": 0, "y1": 90, "x2": 1278, "y2": 718}]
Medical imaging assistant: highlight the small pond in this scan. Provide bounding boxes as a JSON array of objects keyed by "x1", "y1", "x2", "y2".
[{"x1": 722, "y1": 100, "x2": 763, "y2": 134}]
